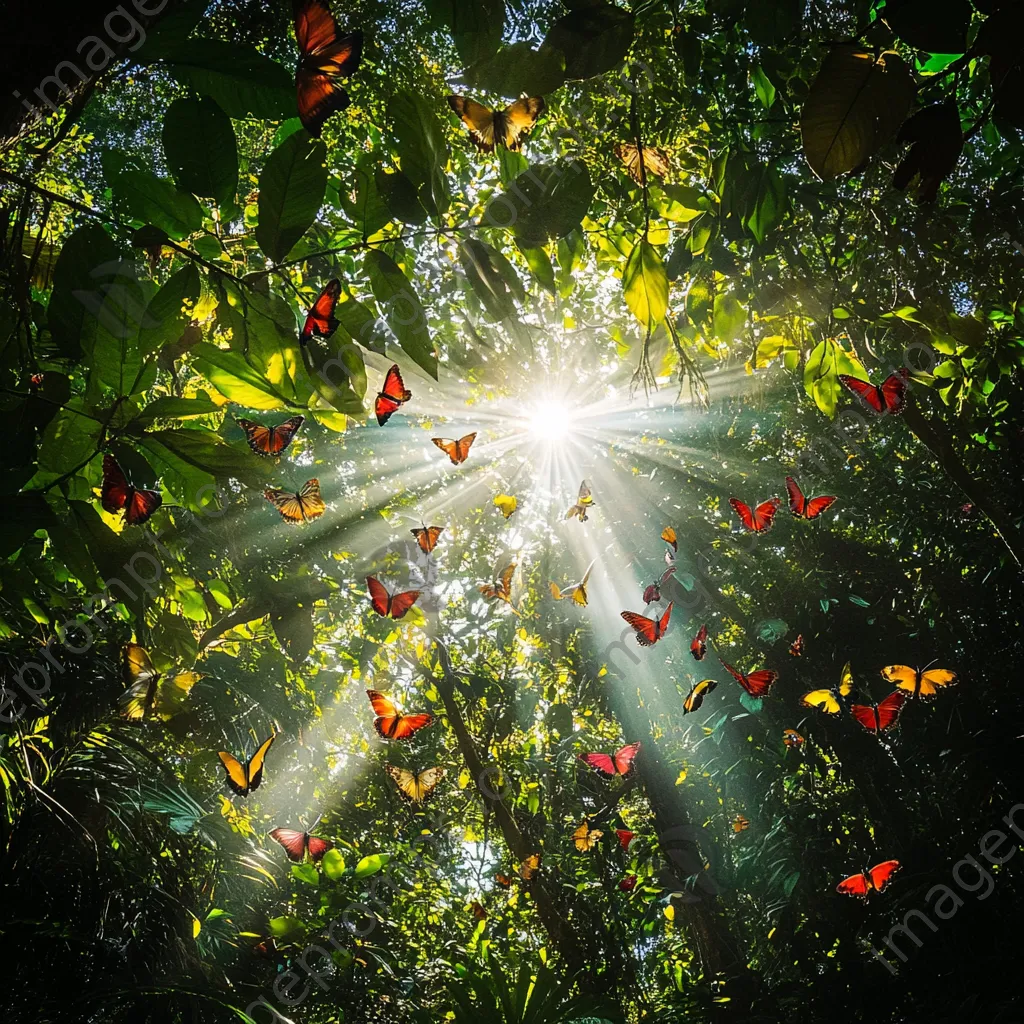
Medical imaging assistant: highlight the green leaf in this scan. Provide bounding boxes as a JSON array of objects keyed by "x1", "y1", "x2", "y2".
[
  {"x1": 321, "y1": 848, "x2": 347, "y2": 880},
  {"x1": 542, "y1": 1, "x2": 635, "y2": 80},
  {"x1": 849, "y1": 595, "x2": 871, "y2": 607},
  {"x1": 387, "y1": 91, "x2": 451, "y2": 218},
  {"x1": 341, "y1": 155, "x2": 392, "y2": 237},
  {"x1": 424, "y1": 0, "x2": 505, "y2": 67},
  {"x1": 256, "y1": 131, "x2": 328, "y2": 263},
  {"x1": 36, "y1": 400, "x2": 103, "y2": 475},
  {"x1": 268, "y1": 916, "x2": 307, "y2": 942},
  {"x1": 141, "y1": 427, "x2": 270, "y2": 487},
  {"x1": 460, "y1": 239, "x2": 518, "y2": 321},
  {"x1": 191, "y1": 341, "x2": 290, "y2": 409},
  {"x1": 375, "y1": 167, "x2": 427, "y2": 225},
  {"x1": 713, "y1": 291, "x2": 745, "y2": 342},
  {"x1": 163, "y1": 97, "x2": 238, "y2": 206},
  {"x1": 751, "y1": 65, "x2": 776, "y2": 110},
  {"x1": 365, "y1": 250, "x2": 438, "y2": 379},
  {"x1": 883, "y1": 0, "x2": 972, "y2": 54},
  {"x1": 745, "y1": 166, "x2": 787, "y2": 243},
  {"x1": 136, "y1": 394, "x2": 221, "y2": 427},
  {"x1": 272, "y1": 601, "x2": 315, "y2": 664},
  {"x1": 653, "y1": 184, "x2": 704, "y2": 222},
  {"x1": 354, "y1": 853, "x2": 391, "y2": 879},
  {"x1": 336, "y1": 295, "x2": 385, "y2": 355},
  {"x1": 623, "y1": 239, "x2": 668, "y2": 328},
  {"x1": 79, "y1": 271, "x2": 149, "y2": 395},
  {"x1": 114, "y1": 170, "x2": 203, "y2": 240},
  {"x1": 461, "y1": 41, "x2": 565, "y2": 98},
  {"x1": 517, "y1": 243, "x2": 557, "y2": 295},
  {"x1": 138, "y1": 263, "x2": 201, "y2": 360}
]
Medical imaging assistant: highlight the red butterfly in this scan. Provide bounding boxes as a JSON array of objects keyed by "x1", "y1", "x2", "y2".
[
  {"x1": 720, "y1": 657, "x2": 778, "y2": 697},
  {"x1": 237, "y1": 415, "x2": 305, "y2": 457},
  {"x1": 101, "y1": 455, "x2": 162, "y2": 526},
  {"x1": 615, "y1": 829, "x2": 635, "y2": 850},
  {"x1": 375, "y1": 364, "x2": 412, "y2": 426},
  {"x1": 618, "y1": 875, "x2": 637, "y2": 892},
  {"x1": 838, "y1": 368, "x2": 909, "y2": 415},
  {"x1": 850, "y1": 691, "x2": 906, "y2": 733},
  {"x1": 785, "y1": 476, "x2": 837, "y2": 520},
  {"x1": 269, "y1": 827, "x2": 333, "y2": 863},
  {"x1": 578, "y1": 741, "x2": 641, "y2": 777},
  {"x1": 621, "y1": 602, "x2": 673, "y2": 646},
  {"x1": 729, "y1": 496, "x2": 782, "y2": 533},
  {"x1": 299, "y1": 279, "x2": 342, "y2": 345},
  {"x1": 366, "y1": 689, "x2": 434, "y2": 740},
  {"x1": 366, "y1": 576, "x2": 420, "y2": 619},
  {"x1": 836, "y1": 859, "x2": 901, "y2": 898},
  {"x1": 789, "y1": 634, "x2": 804, "y2": 657},
  {"x1": 293, "y1": 0, "x2": 362, "y2": 138},
  {"x1": 642, "y1": 566, "x2": 675, "y2": 604},
  {"x1": 690, "y1": 624, "x2": 708, "y2": 661}
]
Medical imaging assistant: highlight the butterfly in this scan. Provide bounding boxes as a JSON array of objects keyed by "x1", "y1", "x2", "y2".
[
  {"x1": 264, "y1": 479, "x2": 326, "y2": 522},
  {"x1": 508, "y1": 853, "x2": 542, "y2": 882},
  {"x1": 432, "y1": 433, "x2": 477, "y2": 465},
  {"x1": 471, "y1": 901, "x2": 488, "y2": 920},
  {"x1": 366, "y1": 689, "x2": 434, "y2": 740},
  {"x1": 219, "y1": 735, "x2": 276, "y2": 797},
  {"x1": 494, "y1": 873, "x2": 513, "y2": 889},
  {"x1": 493, "y1": 494, "x2": 518, "y2": 519},
  {"x1": 299, "y1": 279, "x2": 342, "y2": 345},
  {"x1": 683, "y1": 678, "x2": 717, "y2": 714},
  {"x1": 578, "y1": 741, "x2": 641, "y2": 777},
  {"x1": 385, "y1": 765, "x2": 445, "y2": 802},
  {"x1": 836, "y1": 859, "x2": 901, "y2": 898},
  {"x1": 119, "y1": 643, "x2": 201, "y2": 722},
  {"x1": 268, "y1": 827, "x2": 333, "y2": 863},
  {"x1": 621, "y1": 602, "x2": 673, "y2": 647},
  {"x1": 690, "y1": 623, "x2": 708, "y2": 661},
  {"x1": 366, "y1": 576, "x2": 420, "y2": 619},
  {"x1": 375, "y1": 364, "x2": 412, "y2": 426},
  {"x1": 732, "y1": 814, "x2": 750, "y2": 833},
  {"x1": 237, "y1": 415, "x2": 305, "y2": 457},
  {"x1": 618, "y1": 874, "x2": 638, "y2": 891},
  {"x1": 101, "y1": 454, "x2": 162, "y2": 526},
  {"x1": 850, "y1": 691, "x2": 906, "y2": 734},
  {"x1": 614, "y1": 142, "x2": 671, "y2": 184},
  {"x1": 881, "y1": 663, "x2": 957, "y2": 700},
  {"x1": 786, "y1": 476, "x2": 837, "y2": 520},
  {"x1": 615, "y1": 829, "x2": 635, "y2": 851},
  {"x1": 293, "y1": 0, "x2": 362, "y2": 138},
  {"x1": 566, "y1": 480, "x2": 594, "y2": 521},
  {"x1": 719, "y1": 657, "x2": 778, "y2": 697},
  {"x1": 662, "y1": 526, "x2": 678, "y2": 553},
  {"x1": 729, "y1": 496, "x2": 782, "y2": 533},
  {"x1": 550, "y1": 560, "x2": 595, "y2": 607},
  {"x1": 789, "y1": 634, "x2": 805, "y2": 657},
  {"x1": 411, "y1": 525, "x2": 444, "y2": 554},
  {"x1": 447, "y1": 95, "x2": 545, "y2": 152},
  {"x1": 838, "y1": 368, "x2": 909, "y2": 415},
  {"x1": 643, "y1": 565, "x2": 676, "y2": 604},
  {"x1": 479, "y1": 563, "x2": 518, "y2": 611},
  {"x1": 801, "y1": 661, "x2": 855, "y2": 715},
  {"x1": 572, "y1": 820, "x2": 604, "y2": 852},
  {"x1": 782, "y1": 728, "x2": 804, "y2": 748}
]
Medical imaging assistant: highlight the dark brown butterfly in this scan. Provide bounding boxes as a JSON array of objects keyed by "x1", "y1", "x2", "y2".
[
  {"x1": 101, "y1": 455, "x2": 162, "y2": 526},
  {"x1": 293, "y1": 0, "x2": 362, "y2": 138},
  {"x1": 411, "y1": 526, "x2": 444, "y2": 554},
  {"x1": 237, "y1": 416, "x2": 305, "y2": 457},
  {"x1": 447, "y1": 95, "x2": 545, "y2": 153}
]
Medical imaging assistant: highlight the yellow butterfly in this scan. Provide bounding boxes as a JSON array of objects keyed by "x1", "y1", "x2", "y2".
[
  {"x1": 494, "y1": 494, "x2": 518, "y2": 520},
  {"x1": 572, "y1": 820, "x2": 604, "y2": 852},
  {"x1": 881, "y1": 663, "x2": 957, "y2": 700},
  {"x1": 447, "y1": 94, "x2": 545, "y2": 152},
  {"x1": 801, "y1": 661, "x2": 854, "y2": 715},
  {"x1": 119, "y1": 643, "x2": 201, "y2": 722},
  {"x1": 219, "y1": 735, "x2": 276, "y2": 797},
  {"x1": 549, "y1": 560, "x2": 595, "y2": 607},
  {"x1": 614, "y1": 142, "x2": 671, "y2": 184},
  {"x1": 683, "y1": 678, "x2": 717, "y2": 715},
  {"x1": 385, "y1": 765, "x2": 445, "y2": 803},
  {"x1": 263, "y1": 479, "x2": 326, "y2": 523},
  {"x1": 565, "y1": 480, "x2": 594, "y2": 521}
]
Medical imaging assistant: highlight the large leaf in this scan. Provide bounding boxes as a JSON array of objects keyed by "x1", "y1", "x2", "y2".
[
  {"x1": 461, "y1": 42, "x2": 566, "y2": 98},
  {"x1": 364, "y1": 250, "x2": 438, "y2": 379},
  {"x1": 340, "y1": 154, "x2": 392, "y2": 237},
  {"x1": 541, "y1": 1, "x2": 635, "y2": 80},
  {"x1": 883, "y1": 0, "x2": 973, "y2": 54},
  {"x1": 114, "y1": 170, "x2": 204, "y2": 240},
  {"x1": 138, "y1": 263, "x2": 202, "y2": 361},
  {"x1": 162, "y1": 97, "x2": 238, "y2": 206},
  {"x1": 255, "y1": 131, "x2": 328, "y2": 263},
  {"x1": 141, "y1": 427, "x2": 270, "y2": 488},
  {"x1": 622, "y1": 239, "x2": 668, "y2": 328},
  {"x1": 387, "y1": 91, "x2": 451, "y2": 218},
  {"x1": 424, "y1": 0, "x2": 505, "y2": 68},
  {"x1": 803, "y1": 338, "x2": 868, "y2": 418},
  {"x1": 459, "y1": 239, "x2": 518, "y2": 322},
  {"x1": 800, "y1": 46, "x2": 916, "y2": 180},
  {"x1": 191, "y1": 341, "x2": 292, "y2": 409}
]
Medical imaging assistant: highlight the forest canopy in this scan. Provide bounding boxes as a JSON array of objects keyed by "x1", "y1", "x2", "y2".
[{"x1": 2, "y1": 0, "x2": 1024, "y2": 1021}]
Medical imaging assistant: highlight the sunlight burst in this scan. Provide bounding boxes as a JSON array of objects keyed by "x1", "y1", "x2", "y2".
[{"x1": 527, "y1": 400, "x2": 571, "y2": 441}]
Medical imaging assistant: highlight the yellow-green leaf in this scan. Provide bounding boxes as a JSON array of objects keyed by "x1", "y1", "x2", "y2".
[{"x1": 623, "y1": 239, "x2": 668, "y2": 328}]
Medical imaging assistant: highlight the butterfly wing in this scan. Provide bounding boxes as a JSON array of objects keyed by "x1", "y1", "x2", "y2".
[
  {"x1": 881, "y1": 664, "x2": 920, "y2": 696},
  {"x1": 305, "y1": 835, "x2": 333, "y2": 862},
  {"x1": 101, "y1": 455, "x2": 131, "y2": 513},
  {"x1": 126, "y1": 487, "x2": 162, "y2": 526},
  {"x1": 783, "y1": 728, "x2": 804, "y2": 747},
  {"x1": 836, "y1": 871, "x2": 871, "y2": 896},
  {"x1": 579, "y1": 752, "x2": 617, "y2": 776},
  {"x1": 850, "y1": 702, "x2": 880, "y2": 732},
  {"x1": 577, "y1": 480, "x2": 593, "y2": 506},
  {"x1": 801, "y1": 688, "x2": 841, "y2": 715},
  {"x1": 375, "y1": 364, "x2": 412, "y2": 425},
  {"x1": 642, "y1": 583, "x2": 659, "y2": 604},
  {"x1": 838, "y1": 374, "x2": 885, "y2": 413},
  {"x1": 367, "y1": 577, "x2": 391, "y2": 616},
  {"x1": 732, "y1": 814, "x2": 750, "y2": 833},
  {"x1": 219, "y1": 751, "x2": 252, "y2": 796},
  {"x1": 499, "y1": 96, "x2": 545, "y2": 150},
  {"x1": 661, "y1": 526, "x2": 678, "y2": 551},
  {"x1": 387, "y1": 589, "x2": 421, "y2": 620},
  {"x1": 494, "y1": 873, "x2": 513, "y2": 889},
  {"x1": 447, "y1": 95, "x2": 497, "y2": 151},
  {"x1": 268, "y1": 416, "x2": 305, "y2": 456},
  {"x1": 432, "y1": 437, "x2": 459, "y2": 463},
  {"x1": 454, "y1": 433, "x2": 477, "y2": 463},
  {"x1": 805, "y1": 494, "x2": 837, "y2": 519},
  {"x1": 386, "y1": 711, "x2": 433, "y2": 741},
  {"x1": 612, "y1": 741, "x2": 641, "y2": 775},
  {"x1": 299, "y1": 279, "x2": 342, "y2": 343},
  {"x1": 405, "y1": 766, "x2": 445, "y2": 801},
  {"x1": 621, "y1": 610, "x2": 657, "y2": 646},
  {"x1": 880, "y1": 369, "x2": 910, "y2": 414},
  {"x1": 294, "y1": 0, "x2": 362, "y2": 137},
  {"x1": 690, "y1": 624, "x2": 708, "y2": 660},
  {"x1": 119, "y1": 643, "x2": 159, "y2": 721},
  {"x1": 264, "y1": 487, "x2": 308, "y2": 523},
  {"x1": 245, "y1": 735, "x2": 276, "y2": 793},
  {"x1": 517, "y1": 853, "x2": 541, "y2": 880},
  {"x1": 684, "y1": 678, "x2": 717, "y2": 714},
  {"x1": 615, "y1": 829, "x2": 635, "y2": 850},
  {"x1": 752, "y1": 498, "x2": 782, "y2": 532},
  {"x1": 549, "y1": 582, "x2": 566, "y2": 601},
  {"x1": 411, "y1": 526, "x2": 443, "y2": 553},
  {"x1": 785, "y1": 476, "x2": 806, "y2": 517},
  {"x1": 874, "y1": 691, "x2": 907, "y2": 730},
  {"x1": 269, "y1": 828, "x2": 310, "y2": 862},
  {"x1": 789, "y1": 634, "x2": 804, "y2": 657},
  {"x1": 868, "y1": 859, "x2": 901, "y2": 892},
  {"x1": 916, "y1": 667, "x2": 957, "y2": 698},
  {"x1": 741, "y1": 669, "x2": 778, "y2": 697},
  {"x1": 494, "y1": 494, "x2": 517, "y2": 519},
  {"x1": 367, "y1": 689, "x2": 400, "y2": 736},
  {"x1": 296, "y1": 479, "x2": 326, "y2": 521},
  {"x1": 573, "y1": 822, "x2": 603, "y2": 852},
  {"x1": 656, "y1": 602, "x2": 674, "y2": 640}
]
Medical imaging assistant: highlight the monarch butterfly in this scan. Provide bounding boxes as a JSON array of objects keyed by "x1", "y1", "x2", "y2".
[
  {"x1": 782, "y1": 728, "x2": 804, "y2": 748},
  {"x1": 264, "y1": 479, "x2": 326, "y2": 522},
  {"x1": 385, "y1": 765, "x2": 445, "y2": 802},
  {"x1": 237, "y1": 415, "x2": 305, "y2": 457},
  {"x1": 550, "y1": 560, "x2": 595, "y2": 607},
  {"x1": 801, "y1": 661, "x2": 854, "y2": 715},
  {"x1": 850, "y1": 691, "x2": 906, "y2": 733},
  {"x1": 566, "y1": 480, "x2": 594, "y2": 521},
  {"x1": 493, "y1": 494, "x2": 518, "y2": 519},
  {"x1": 789, "y1": 634, "x2": 805, "y2": 657},
  {"x1": 621, "y1": 602, "x2": 673, "y2": 646},
  {"x1": 572, "y1": 820, "x2": 604, "y2": 852},
  {"x1": 690, "y1": 623, "x2": 708, "y2": 661},
  {"x1": 299, "y1": 279, "x2": 342, "y2": 345},
  {"x1": 683, "y1": 678, "x2": 717, "y2": 714},
  {"x1": 732, "y1": 814, "x2": 750, "y2": 833},
  {"x1": 411, "y1": 525, "x2": 444, "y2": 554},
  {"x1": 729, "y1": 496, "x2": 782, "y2": 533},
  {"x1": 447, "y1": 94, "x2": 545, "y2": 152},
  {"x1": 613, "y1": 142, "x2": 671, "y2": 184},
  {"x1": 836, "y1": 859, "x2": 901, "y2": 898},
  {"x1": 375, "y1": 364, "x2": 412, "y2": 426},
  {"x1": 578, "y1": 741, "x2": 640, "y2": 777},
  {"x1": 366, "y1": 576, "x2": 420, "y2": 619},
  {"x1": 101, "y1": 454, "x2": 162, "y2": 526},
  {"x1": 881, "y1": 663, "x2": 957, "y2": 700},
  {"x1": 269, "y1": 828, "x2": 333, "y2": 863},
  {"x1": 838, "y1": 368, "x2": 909, "y2": 415},
  {"x1": 293, "y1": 0, "x2": 362, "y2": 138},
  {"x1": 119, "y1": 643, "x2": 201, "y2": 722},
  {"x1": 432, "y1": 433, "x2": 477, "y2": 465},
  {"x1": 786, "y1": 476, "x2": 837, "y2": 520},
  {"x1": 642, "y1": 565, "x2": 675, "y2": 604},
  {"x1": 719, "y1": 657, "x2": 778, "y2": 697},
  {"x1": 366, "y1": 689, "x2": 434, "y2": 740},
  {"x1": 219, "y1": 735, "x2": 277, "y2": 797},
  {"x1": 615, "y1": 829, "x2": 635, "y2": 850}
]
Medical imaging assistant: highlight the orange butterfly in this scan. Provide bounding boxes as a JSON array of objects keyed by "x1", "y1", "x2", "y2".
[
  {"x1": 732, "y1": 814, "x2": 750, "y2": 833},
  {"x1": 366, "y1": 576, "x2": 420, "y2": 619},
  {"x1": 447, "y1": 95, "x2": 545, "y2": 152},
  {"x1": 432, "y1": 433, "x2": 476, "y2": 464},
  {"x1": 411, "y1": 525, "x2": 444, "y2": 554},
  {"x1": 237, "y1": 415, "x2": 304, "y2": 457},
  {"x1": 614, "y1": 142, "x2": 671, "y2": 184},
  {"x1": 782, "y1": 728, "x2": 804, "y2": 748},
  {"x1": 375, "y1": 364, "x2": 412, "y2": 426},
  {"x1": 299, "y1": 279, "x2": 342, "y2": 345},
  {"x1": 293, "y1": 0, "x2": 362, "y2": 138},
  {"x1": 264, "y1": 479, "x2": 326, "y2": 522},
  {"x1": 789, "y1": 634, "x2": 804, "y2": 657},
  {"x1": 621, "y1": 602, "x2": 673, "y2": 646},
  {"x1": 365, "y1": 689, "x2": 434, "y2": 740},
  {"x1": 479, "y1": 563, "x2": 517, "y2": 612}
]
